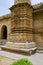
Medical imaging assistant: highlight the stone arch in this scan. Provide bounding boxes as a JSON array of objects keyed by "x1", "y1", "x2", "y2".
[{"x1": 1, "y1": 25, "x2": 7, "y2": 39}]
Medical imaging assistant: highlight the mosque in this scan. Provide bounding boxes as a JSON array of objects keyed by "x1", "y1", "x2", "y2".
[{"x1": 0, "y1": 0, "x2": 43, "y2": 47}]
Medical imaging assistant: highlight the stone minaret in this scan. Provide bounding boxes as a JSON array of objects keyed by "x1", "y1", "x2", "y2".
[
  {"x1": 10, "y1": 0, "x2": 33, "y2": 42},
  {"x1": 15, "y1": 0, "x2": 31, "y2": 4}
]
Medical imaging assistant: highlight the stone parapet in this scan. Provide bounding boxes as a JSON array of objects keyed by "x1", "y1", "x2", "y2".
[
  {"x1": 14, "y1": 0, "x2": 31, "y2": 5},
  {"x1": 0, "y1": 14, "x2": 11, "y2": 21}
]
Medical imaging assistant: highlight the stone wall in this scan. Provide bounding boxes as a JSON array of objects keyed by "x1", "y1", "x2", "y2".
[
  {"x1": 0, "y1": 14, "x2": 11, "y2": 40},
  {"x1": 33, "y1": 11, "x2": 43, "y2": 47}
]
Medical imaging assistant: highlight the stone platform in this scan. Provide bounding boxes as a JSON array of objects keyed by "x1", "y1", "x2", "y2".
[{"x1": 0, "y1": 42, "x2": 37, "y2": 55}]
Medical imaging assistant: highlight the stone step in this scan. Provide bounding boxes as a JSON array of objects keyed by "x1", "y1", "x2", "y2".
[
  {"x1": 37, "y1": 47, "x2": 43, "y2": 50},
  {"x1": 37, "y1": 50, "x2": 43, "y2": 53},
  {"x1": 0, "y1": 40, "x2": 6, "y2": 45},
  {"x1": 0, "y1": 46, "x2": 37, "y2": 56},
  {"x1": 0, "y1": 41, "x2": 37, "y2": 55},
  {"x1": 37, "y1": 47, "x2": 43, "y2": 53},
  {"x1": 5, "y1": 42, "x2": 36, "y2": 49}
]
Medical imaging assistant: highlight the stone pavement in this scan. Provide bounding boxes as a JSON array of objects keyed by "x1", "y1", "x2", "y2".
[
  {"x1": 0, "y1": 50, "x2": 43, "y2": 65},
  {"x1": 0, "y1": 56, "x2": 15, "y2": 65}
]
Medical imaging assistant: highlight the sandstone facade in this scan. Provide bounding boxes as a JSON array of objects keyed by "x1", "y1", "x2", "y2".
[{"x1": 0, "y1": 0, "x2": 43, "y2": 47}]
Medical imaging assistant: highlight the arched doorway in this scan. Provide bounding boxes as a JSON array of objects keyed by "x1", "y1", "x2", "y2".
[{"x1": 1, "y1": 25, "x2": 7, "y2": 39}]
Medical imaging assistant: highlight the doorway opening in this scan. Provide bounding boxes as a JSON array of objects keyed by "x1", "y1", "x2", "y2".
[{"x1": 1, "y1": 25, "x2": 7, "y2": 39}]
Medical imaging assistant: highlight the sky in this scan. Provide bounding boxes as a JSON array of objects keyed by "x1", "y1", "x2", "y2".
[{"x1": 0, "y1": 0, "x2": 43, "y2": 16}]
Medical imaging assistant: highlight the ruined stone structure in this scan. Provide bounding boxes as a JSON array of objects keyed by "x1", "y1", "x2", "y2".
[{"x1": 0, "y1": 0, "x2": 43, "y2": 47}]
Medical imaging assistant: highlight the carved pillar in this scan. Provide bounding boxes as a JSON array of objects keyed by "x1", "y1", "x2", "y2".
[{"x1": 9, "y1": 1, "x2": 33, "y2": 42}]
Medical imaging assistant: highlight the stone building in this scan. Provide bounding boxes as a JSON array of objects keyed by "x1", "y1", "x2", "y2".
[{"x1": 0, "y1": 0, "x2": 43, "y2": 47}]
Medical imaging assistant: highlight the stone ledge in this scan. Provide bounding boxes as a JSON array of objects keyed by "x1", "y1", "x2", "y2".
[
  {"x1": 37, "y1": 50, "x2": 43, "y2": 53},
  {"x1": 0, "y1": 14, "x2": 11, "y2": 20},
  {"x1": 0, "y1": 46, "x2": 37, "y2": 56}
]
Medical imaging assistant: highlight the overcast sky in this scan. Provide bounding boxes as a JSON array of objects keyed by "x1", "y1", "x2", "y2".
[{"x1": 0, "y1": 0, "x2": 43, "y2": 16}]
